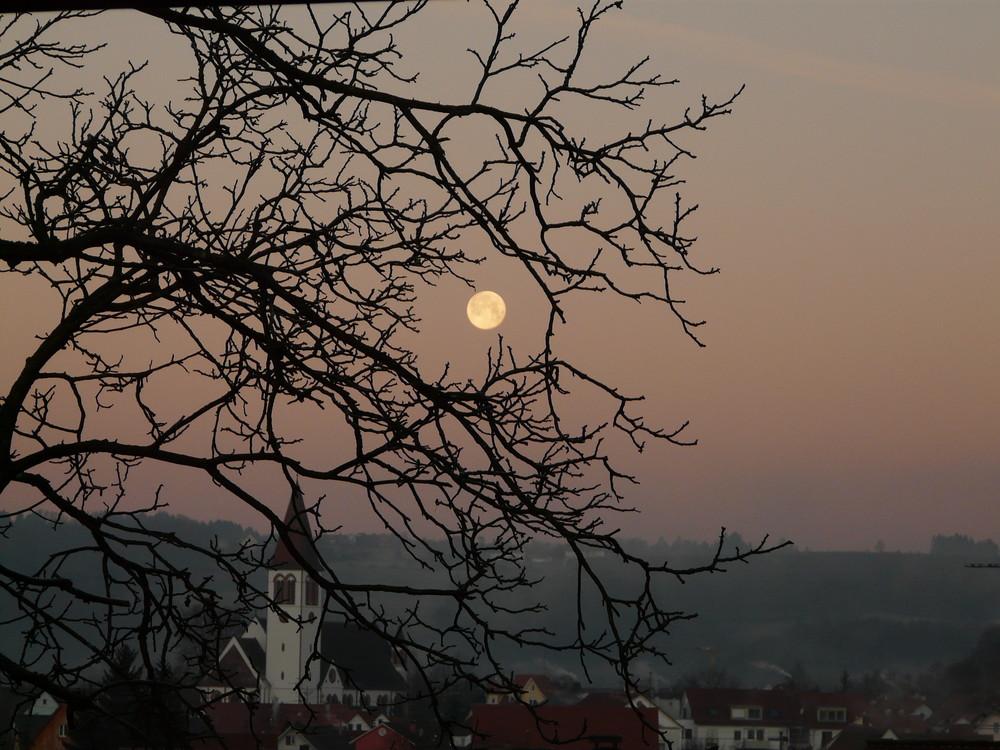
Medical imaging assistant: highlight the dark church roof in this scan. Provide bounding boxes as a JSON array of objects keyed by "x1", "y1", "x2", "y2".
[
  {"x1": 318, "y1": 621, "x2": 408, "y2": 692},
  {"x1": 268, "y1": 487, "x2": 324, "y2": 571},
  {"x1": 238, "y1": 637, "x2": 266, "y2": 675},
  {"x1": 201, "y1": 634, "x2": 266, "y2": 690}
]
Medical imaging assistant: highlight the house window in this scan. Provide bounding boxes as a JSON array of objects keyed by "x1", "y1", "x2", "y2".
[
  {"x1": 821, "y1": 731, "x2": 833, "y2": 746},
  {"x1": 58, "y1": 724, "x2": 68, "y2": 738},
  {"x1": 683, "y1": 730, "x2": 693, "y2": 740},
  {"x1": 747, "y1": 730, "x2": 764, "y2": 741},
  {"x1": 733, "y1": 706, "x2": 762, "y2": 720},
  {"x1": 818, "y1": 708, "x2": 846, "y2": 723},
  {"x1": 734, "y1": 731, "x2": 742, "y2": 741},
  {"x1": 286, "y1": 735, "x2": 296, "y2": 745}
]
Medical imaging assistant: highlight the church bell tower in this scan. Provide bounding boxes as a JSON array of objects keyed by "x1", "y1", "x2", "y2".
[{"x1": 264, "y1": 488, "x2": 324, "y2": 703}]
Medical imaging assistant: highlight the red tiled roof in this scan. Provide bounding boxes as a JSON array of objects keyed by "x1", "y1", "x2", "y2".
[
  {"x1": 352, "y1": 722, "x2": 418, "y2": 746},
  {"x1": 469, "y1": 703, "x2": 660, "y2": 750},
  {"x1": 197, "y1": 702, "x2": 377, "y2": 750},
  {"x1": 576, "y1": 692, "x2": 630, "y2": 707}
]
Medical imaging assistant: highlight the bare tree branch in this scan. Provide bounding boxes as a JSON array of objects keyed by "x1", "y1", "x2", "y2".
[{"x1": 0, "y1": 2, "x2": 788, "y2": 744}]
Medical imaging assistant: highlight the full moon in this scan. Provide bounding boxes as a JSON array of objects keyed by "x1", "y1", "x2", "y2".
[{"x1": 466, "y1": 291, "x2": 506, "y2": 330}]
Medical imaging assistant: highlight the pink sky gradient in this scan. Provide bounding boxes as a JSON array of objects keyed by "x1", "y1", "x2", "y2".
[
  {"x1": 1, "y1": 1, "x2": 997, "y2": 552},
  {"x1": 402, "y1": 1, "x2": 1000, "y2": 552}
]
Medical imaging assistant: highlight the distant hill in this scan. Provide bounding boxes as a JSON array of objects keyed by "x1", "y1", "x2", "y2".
[{"x1": 2, "y1": 513, "x2": 998, "y2": 690}]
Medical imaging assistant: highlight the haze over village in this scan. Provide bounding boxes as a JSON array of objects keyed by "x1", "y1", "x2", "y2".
[{"x1": 6, "y1": 499, "x2": 1000, "y2": 750}]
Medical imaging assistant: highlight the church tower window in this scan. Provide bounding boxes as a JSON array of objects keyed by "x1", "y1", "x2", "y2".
[{"x1": 273, "y1": 574, "x2": 297, "y2": 604}]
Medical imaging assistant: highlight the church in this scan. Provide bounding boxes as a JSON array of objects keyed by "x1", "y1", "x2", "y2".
[{"x1": 201, "y1": 490, "x2": 409, "y2": 710}]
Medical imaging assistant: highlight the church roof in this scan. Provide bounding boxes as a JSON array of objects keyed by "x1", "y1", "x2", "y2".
[
  {"x1": 200, "y1": 636, "x2": 266, "y2": 690},
  {"x1": 238, "y1": 637, "x2": 266, "y2": 675},
  {"x1": 318, "y1": 621, "x2": 408, "y2": 692},
  {"x1": 268, "y1": 487, "x2": 324, "y2": 571}
]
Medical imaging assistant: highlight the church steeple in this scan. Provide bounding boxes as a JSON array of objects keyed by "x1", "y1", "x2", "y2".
[
  {"x1": 265, "y1": 487, "x2": 324, "y2": 703},
  {"x1": 268, "y1": 486, "x2": 323, "y2": 572}
]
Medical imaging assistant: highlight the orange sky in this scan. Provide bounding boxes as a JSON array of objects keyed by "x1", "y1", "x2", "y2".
[{"x1": 1, "y1": 1, "x2": 997, "y2": 552}]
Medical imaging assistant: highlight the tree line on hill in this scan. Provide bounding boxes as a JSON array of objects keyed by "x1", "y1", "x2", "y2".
[
  {"x1": 667, "y1": 621, "x2": 1000, "y2": 708},
  {"x1": 2, "y1": 513, "x2": 999, "y2": 693}
]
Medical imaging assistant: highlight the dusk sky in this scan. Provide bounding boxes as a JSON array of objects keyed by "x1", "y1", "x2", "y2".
[
  {"x1": 1, "y1": 1, "x2": 997, "y2": 553},
  {"x1": 396, "y1": 0, "x2": 1000, "y2": 552}
]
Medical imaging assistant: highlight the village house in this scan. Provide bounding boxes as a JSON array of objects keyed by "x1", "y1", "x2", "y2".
[
  {"x1": 484, "y1": 675, "x2": 559, "y2": 706},
  {"x1": 11, "y1": 695, "x2": 66, "y2": 750},
  {"x1": 678, "y1": 687, "x2": 795, "y2": 750},
  {"x1": 974, "y1": 713, "x2": 1000, "y2": 742},
  {"x1": 797, "y1": 691, "x2": 874, "y2": 749},
  {"x1": 352, "y1": 722, "x2": 419, "y2": 750},
  {"x1": 678, "y1": 687, "x2": 867, "y2": 750},
  {"x1": 927, "y1": 696, "x2": 1000, "y2": 741}
]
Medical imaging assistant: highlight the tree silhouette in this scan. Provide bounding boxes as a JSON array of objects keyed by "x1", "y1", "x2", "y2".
[
  {"x1": 0, "y1": 1, "x2": 786, "y2": 740},
  {"x1": 940, "y1": 624, "x2": 1000, "y2": 696},
  {"x1": 66, "y1": 646, "x2": 188, "y2": 750}
]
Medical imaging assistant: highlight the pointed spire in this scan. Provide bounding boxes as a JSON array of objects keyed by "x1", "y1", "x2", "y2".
[{"x1": 267, "y1": 486, "x2": 323, "y2": 571}]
